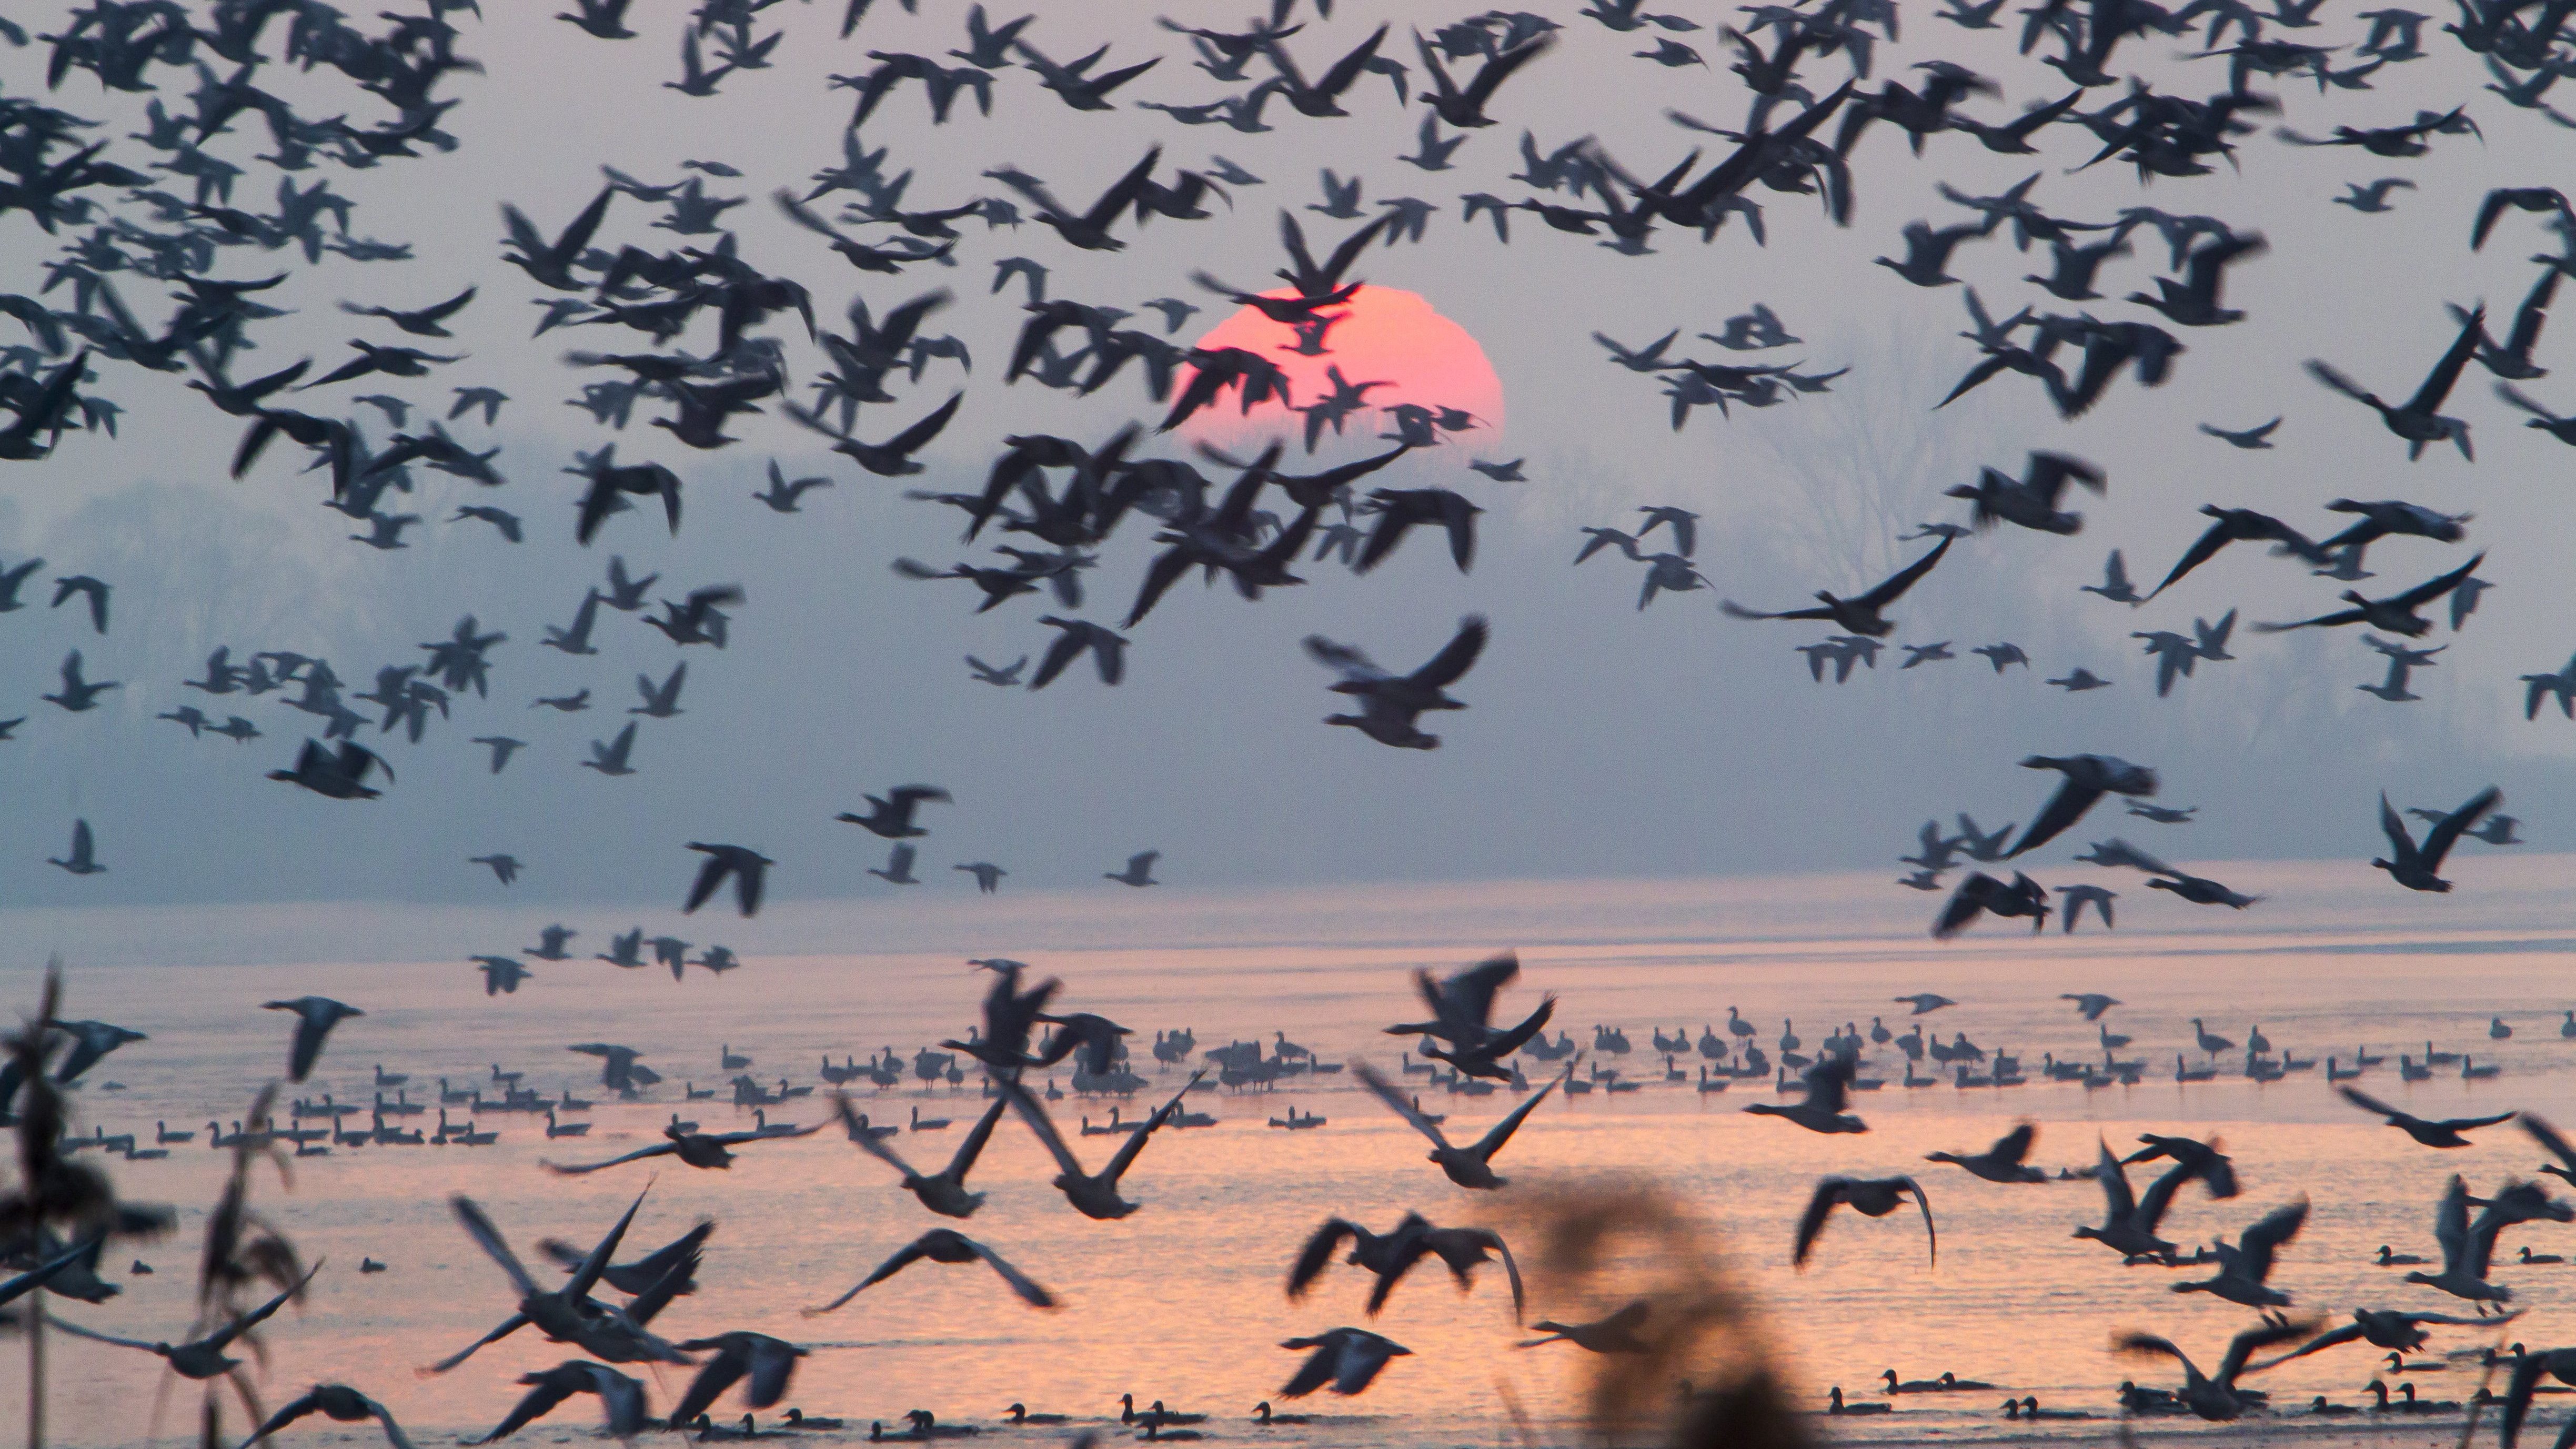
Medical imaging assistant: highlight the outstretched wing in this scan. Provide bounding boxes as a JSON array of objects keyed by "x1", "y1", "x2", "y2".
[
  {"x1": 539, "y1": 1142, "x2": 677, "y2": 1175},
  {"x1": 834, "y1": 1093, "x2": 921, "y2": 1178},
  {"x1": 2235, "y1": 1198, "x2": 2309, "y2": 1281},
  {"x1": 449, "y1": 1196, "x2": 539, "y2": 1296},
  {"x1": 1288, "y1": 1218, "x2": 1362, "y2": 1300},
  {"x1": 1354, "y1": 1059, "x2": 1455, "y2": 1150},
  {"x1": 2007, "y1": 777, "x2": 2105, "y2": 858},
  {"x1": 1793, "y1": 1179, "x2": 1846, "y2": 1267},
  {"x1": 2392, "y1": 551, "x2": 2486, "y2": 609},
  {"x1": 967, "y1": 1236, "x2": 1058, "y2": 1307},
  {"x1": 999, "y1": 1074, "x2": 1092, "y2": 1180},
  {"x1": 1407, "y1": 616, "x2": 1487, "y2": 690},
  {"x1": 2337, "y1": 1084, "x2": 2404, "y2": 1123},
  {"x1": 1471, "y1": 1066, "x2": 1565, "y2": 1156},
  {"x1": 1857, "y1": 535, "x2": 1952, "y2": 609},
  {"x1": 2406, "y1": 306, "x2": 2487, "y2": 415}
]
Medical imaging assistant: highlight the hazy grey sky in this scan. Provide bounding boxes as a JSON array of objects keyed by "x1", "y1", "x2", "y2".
[{"x1": 3, "y1": 0, "x2": 2571, "y2": 943}]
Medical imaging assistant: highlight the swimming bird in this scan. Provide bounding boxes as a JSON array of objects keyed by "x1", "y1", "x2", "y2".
[
  {"x1": 1278, "y1": 1327, "x2": 1412, "y2": 1397},
  {"x1": 1794, "y1": 1175, "x2": 1936, "y2": 1269},
  {"x1": 2337, "y1": 1086, "x2": 2514, "y2": 1148},
  {"x1": 1928, "y1": 1124, "x2": 2046, "y2": 1182},
  {"x1": 1744, "y1": 1056, "x2": 1866, "y2": 1134},
  {"x1": 834, "y1": 1093, "x2": 1005, "y2": 1218},
  {"x1": 263, "y1": 998, "x2": 362, "y2": 1082},
  {"x1": 1355, "y1": 1059, "x2": 1564, "y2": 1187},
  {"x1": 2376, "y1": 788, "x2": 2502, "y2": 892}
]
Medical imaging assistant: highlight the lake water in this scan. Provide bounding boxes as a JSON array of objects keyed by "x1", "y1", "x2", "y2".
[{"x1": 10, "y1": 857, "x2": 2576, "y2": 1447}]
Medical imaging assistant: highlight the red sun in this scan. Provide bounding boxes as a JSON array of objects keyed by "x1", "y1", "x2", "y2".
[{"x1": 1179, "y1": 285, "x2": 1505, "y2": 451}]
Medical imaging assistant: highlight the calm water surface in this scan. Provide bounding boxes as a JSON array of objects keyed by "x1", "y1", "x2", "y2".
[{"x1": 9, "y1": 859, "x2": 2576, "y2": 1447}]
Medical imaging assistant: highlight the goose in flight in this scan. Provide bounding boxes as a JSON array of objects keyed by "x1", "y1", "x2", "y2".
[
  {"x1": 2519, "y1": 652, "x2": 2576, "y2": 719},
  {"x1": 1931, "y1": 871, "x2": 2049, "y2": 937},
  {"x1": 1105, "y1": 851, "x2": 1160, "y2": 886},
  {"x1": 264, "y1": 997, "x2": 362, "y2": 1082},
  {"x1": 1744, "y1": 1056, "x2": 1866, "y2": 1134},
  {"x1": 2306, "y1": 307, "x2": 2486, "y2": 460},
  {"x1": 666, "y1": 1332, "x2": 808, "y2": 1428},
  {"x1": 1277, "y1": 1327, "x2": 1412, "y2": 1397},
  {"x1": 1518, "y1": 1300, "x2": 1652, "y2": 1354},
  {"x1": 2256, "y1": 554, "x2": 2486, "y2": 637},
  {"x1": 2007, "y1": 754, "x2": 2159, "y2": 857},
  {"x1": 955, "y1": 862, "x2": 1005, "y2": 894},
  {"x1": 2115, "y1": 1319, "x2": 2315, "y2": 1421},
  {"x1": 868, "y1": 844, "x2": 921, "y2": 885},
  {"x1": 808, "y1": 1227, "x2": 1054, "y2": 1313},
  {"x1": 582, "y1": 721, "x2": 638, "y2": 776},
  {"x1": 834, "y1": 1093, "x2": 1006, "y2": 1218},
  {"x1": 836, "y1": 786, "x2": 951, "y2": 838},
  {"x1": 463, "y1": 1362, "x2": 648, "y2": 1444},
  {"x1": 2398, "y1": 1175, "x2": 2554, "y2": 1304},
  {"x1": 754, "y1": 459, "x2": 833, "y2": 512},
  {"x1": 239, "y1": 1383, "x2": 417, "y2": 1449},
  {"x1": 630, "y1": 662, "x2": 685, "y2": 717},
  {"x1": 2172, "y1": 1199, "x2": 2308, "y2": 1306},
  {"x1": 1928, "y1": 1123, "x2": 2046, "y2": 1182},
  {"x1": 535, "y1": 1221, "x2": 715, "y2": 1299},
  {"x1": 2198, "y1": 417, "x2": 2281, "y2": 447},
  {"x1": 423, "y1": 1189, "x2": 692, "y2": 1375},
  {"x1": 1794, "y1": 1175, "x2": 1935, "y2": 1269},
  {"x1": 42, "y1": 650, "x2": 119, "y2": 711},
  {"x1": 47, "y1": 819, "x2": 102, "y2": 876},
  {"x1": 542, "y1": 1117, "x2": 820, "y2": 1174},
  {"x1": 1895, "y1": 993, "x2": 1956, "y2": 1014},
  {"x1": 1354, "y1": 1059, "x2": 1564, "y2": 1186},
  {"x1": 1000, "y1": 1071, "x2": 1199, "y2": 1219},
  {"x1": 469, "y1": 854, "x2": 519, "y2": 886},
  {"x1": 48, "y1": 1261, "x2": 321, "y2": 1381},
  {"x1": 2075, "y1": 1138, "x2": 2217, "y2": 1261},
  {"x1": 49, "y1": 574, "x2": 108, "y2": 633},
  {"x1": 2060, "y1": 884, "x2": 2117, "y2": 930},
  {"x1": 1945, "y1": 451, "x2": 2104, "y2": 535},
  {"x1": 2256, "y1": 1310, "x2": 2518, "y2": 1373},
  {"x1": 1721, "y1": 536, "x2": 1951, "y2": 637},
  {"x1": 526, "y1": 925, "x2": 575, "y2": 960},
  {"x1": 2061, "y1": 993, "x2": 2121, "y2": 1020},
  {"x1": 683, "y1": 843, "x2": 773, "y2": 917},
  {"x1": 2337, "y1": 1086, "x2": 2514, "y2": 1148},
  {"x1": 2376, "y1": 788, "x2": 2501, "y2": 892},
  {"x1": 1382, "y1": 951, "x2": 1555, "y2": 1081},
  {"x1": 472, "y1": 957, "x2": 532, "y2": 996},
  {"x1": 266, "y1": 737, "x2": 386, "y2": 794},
  {"x1": 2081, "y1": 549, "x2": 2143, "y2": 603},
  {"x1": 1303, "y1": 615, "x2": 1487, "y2": 749},
  {"x1": 966, "y1": 655, "x2": 1027, "y2": 686},
  {"x1": 2145, "y1": 506, "x2": 2329, "y2": 599},
  {"x1": 1288, "y1": 1212, "x2": 1525, "y2": 1320}
]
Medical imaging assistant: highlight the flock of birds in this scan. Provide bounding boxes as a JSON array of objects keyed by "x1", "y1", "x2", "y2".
[
  {"x1": 6, "y1": 0, "x2": 2576, "y2": 1440},
  {"x1": 17, "y1": 950, "x2": 2576, "y2": 1444}
]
